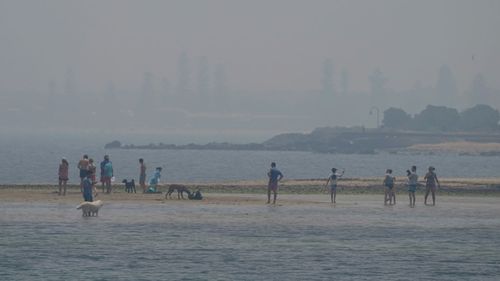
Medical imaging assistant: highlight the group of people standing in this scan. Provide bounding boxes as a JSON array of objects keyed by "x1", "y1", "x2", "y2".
[
  {"x1": 60, "y1": 156, "x2": 440, "y2": 206},
  {"x1": 267, "y1": 162, "x2": 441, "y2": 207},
  {"x1": 382, "y1": 165, "x2": 440, "y2": 207},
  {"x1": 58, "y1": 156, "x2": 163, "y2": 201},
  {"x1": 58, "y1": 154, "x2": 114, "y2": 201},
  {"x1": 139, "y1": 158, "x2": 163, "y2": 193}
]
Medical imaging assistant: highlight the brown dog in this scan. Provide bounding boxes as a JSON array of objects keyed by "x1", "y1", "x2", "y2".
[{"x1": 165, "y1": 184, "x2": 191, "y2": 199}]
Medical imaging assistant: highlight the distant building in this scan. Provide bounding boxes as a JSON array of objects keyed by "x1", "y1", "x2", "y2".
[
  {"x1": 161, "y1": 77, "x2": 170, "y2": 106},
  {"x1": 470, "y1": 73, "x2": 490, "y2": 105},
  {"x1": 64, "y1": 67, "x2": 76, "y2": 96},
  {"x1": 213, "y1": 64, "x2": 228, "y2": 112},
  {"x1": 142, "y1": 72, "x2": 154, "y2": 99},
  {"x1": 321, "y1": 58, "x2": 335, "y2": 97},
  {"x1": 435, "y1": 65, "x2": 458, "y2": 106},
  {"x1": 197, "y1": 56, "x2": 209, "y2": 99},
  {"x1": 369, "y1": 68, "x2": 387, "y2": 98},
  {"x1": 176, "y1": 52, "x2": 191, "y2": 98},
  {"x1": 340, "y1": 68, "x2": 349, "y2": 95}
]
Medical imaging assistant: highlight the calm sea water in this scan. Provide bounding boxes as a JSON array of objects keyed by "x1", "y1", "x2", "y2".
[
  {"x1": 1, "y1": 133, "x2": 500, "y2": 184},
  {"x1": 1, "y1": 197, "x2": 499, "y2": 280}
]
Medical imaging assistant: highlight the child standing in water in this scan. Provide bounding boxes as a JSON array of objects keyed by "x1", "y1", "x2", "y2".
[
  {"x1": 383, "y1": 169, "x2": 396, "y2": 205},
  {"x1": 424, "y1": 166, "x2": 440, "y2": 206},
  {"x1": 407, "y1": 166, "x2": 418, "y2": 207},
  {"x1": 58, "y1": 158, "x2": 69, "y2": 196},
  {"x1": 325, "y1": 168, "x2": 344, "y2": 204}
]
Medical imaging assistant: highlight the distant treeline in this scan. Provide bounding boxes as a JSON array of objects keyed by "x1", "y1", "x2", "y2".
[{"x1": 383, "y1": 104, "x2": 500, "y2": 132}]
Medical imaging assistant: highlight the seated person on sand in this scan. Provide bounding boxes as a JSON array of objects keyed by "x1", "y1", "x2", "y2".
[
  {"x1": 188, "y1": 189, "x2": 203, "y2": 200},
  {"x1": 146, "y1": 167, "x2": 162, "y2": 193}
]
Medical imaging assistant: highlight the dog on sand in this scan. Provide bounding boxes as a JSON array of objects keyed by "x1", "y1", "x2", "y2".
[
  {"x1": 77, "y1": 200, "x2": 103, "y2": 216},
  {"x1": 165, "y1": 184, "x2": 191, "y2": 199},
  {"x1": 122, "y1": 179, "x2": 136, "y2": 193}
]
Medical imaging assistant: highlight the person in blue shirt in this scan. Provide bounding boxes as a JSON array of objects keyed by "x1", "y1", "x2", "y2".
[
  {"x1": 147, "y1": 167, "x2": 162, "y2": 193},
  {"x1": 267, "y1": 162, "x2": 283, "y2": 204},
  {"x1": 82, "y1": 172, "x2": 94, "y2": 202},
  {"x1": 102, "y1": 158, "x2": 114, "y2": 194},
  {"x1": 99, "y1": 155, "x2": 110, "y2": 193}
]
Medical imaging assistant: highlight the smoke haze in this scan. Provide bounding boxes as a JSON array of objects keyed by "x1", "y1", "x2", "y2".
[{"x1": 1, "y1": 0, "x2": 499, "y2": 139}]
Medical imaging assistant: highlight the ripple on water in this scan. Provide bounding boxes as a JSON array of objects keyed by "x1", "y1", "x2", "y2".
[{"x1": 0, "y1": 201, "x2": 499, "y2": 281}]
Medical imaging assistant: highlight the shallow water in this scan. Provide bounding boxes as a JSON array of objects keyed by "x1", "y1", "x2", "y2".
[{"x1": 1, "y1": 198, "x2": 499, "y2": 280}]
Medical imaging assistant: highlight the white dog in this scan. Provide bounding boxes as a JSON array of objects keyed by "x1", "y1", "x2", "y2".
[{"x1": 76, "y1": 200, "x2": 103, "y2": 217}]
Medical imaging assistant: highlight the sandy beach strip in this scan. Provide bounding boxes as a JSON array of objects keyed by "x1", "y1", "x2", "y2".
[{"x1": 0, "y1": 178, "x2": 498, "y2": 205}]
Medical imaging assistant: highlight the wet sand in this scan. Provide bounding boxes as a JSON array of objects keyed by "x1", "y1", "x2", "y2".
[
  {"x1": 408, "y1": 141, "x2": 500, "y2": 154},
  {"x1": 1, "y1": 177, "x2": 498, "y2": 205}
]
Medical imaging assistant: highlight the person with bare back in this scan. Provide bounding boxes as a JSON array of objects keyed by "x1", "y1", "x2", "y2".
[
  {"x1": 325, "y1": 168, "x2": 344, "y2": 204},
  {"x1": 424, "y1": 166, "x2": 440, "y2": 206},
  {"x1": 77, "y1": 154, "x2": 89, "y2": 193},
  {"x1": 267, "y1": 162, "x2": 283, "y2": 204}
]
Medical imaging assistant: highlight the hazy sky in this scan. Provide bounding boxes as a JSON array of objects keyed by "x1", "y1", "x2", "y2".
[{"x1": 1, "y1": 0, "x2": 499, "y2": 94}]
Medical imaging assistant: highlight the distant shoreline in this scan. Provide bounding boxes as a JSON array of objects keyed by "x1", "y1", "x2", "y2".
[{"x1": 105, "y1": 128, "x2": 500, "y2": 155}]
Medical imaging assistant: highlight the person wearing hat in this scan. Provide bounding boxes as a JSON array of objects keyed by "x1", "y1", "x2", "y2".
[{"x1": 424, "y1": 166, "x2": 440, "y2": 206}]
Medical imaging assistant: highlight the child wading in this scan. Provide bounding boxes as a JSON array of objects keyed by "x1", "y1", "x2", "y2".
[
  {"x1": 383, "y1": 169, "x2": 396, "y2": 205},
  {"x1": 325, "y1": 168, "x2": 344, "y2": 203},
  {"x1": 407, "y1": 166, "x2": 418, "y2": 207}
]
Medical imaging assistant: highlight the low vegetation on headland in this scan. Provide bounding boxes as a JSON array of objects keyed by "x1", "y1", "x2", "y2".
[{"x1": 105, "y1": 104, "x2": 500, "y2": 155}]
